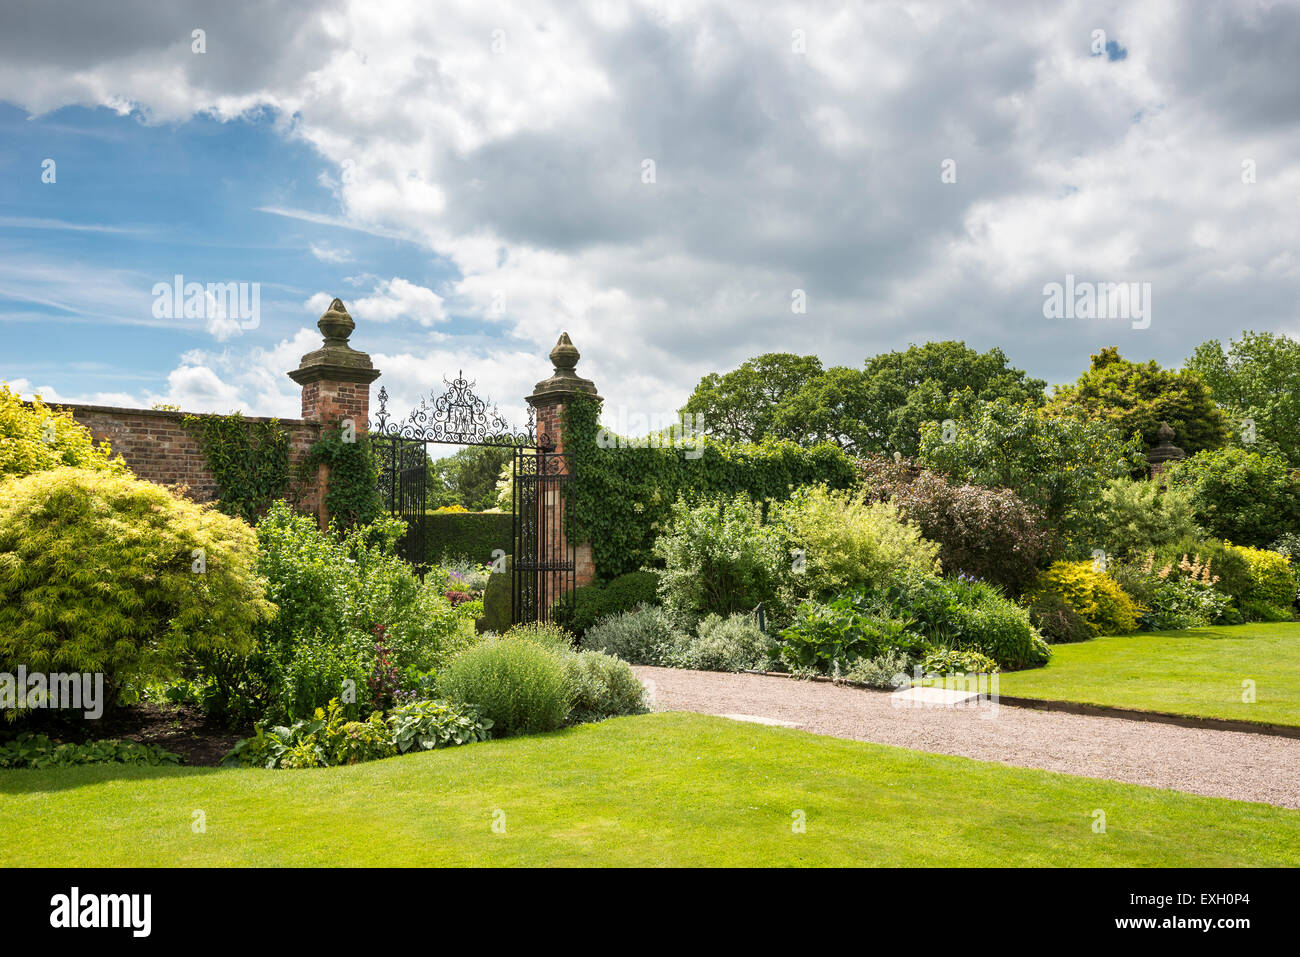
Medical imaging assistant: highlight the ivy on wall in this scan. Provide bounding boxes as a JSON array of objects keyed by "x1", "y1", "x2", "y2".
[
  {"x1": 183, "y1": 412, "x2": 290, "y2": 523},
  {"x1": 302, "y1": 423, "x2": 382, "y2": 528},
  {"x1": 564, "y1": 395, "x2": 857, "y2": 579}
]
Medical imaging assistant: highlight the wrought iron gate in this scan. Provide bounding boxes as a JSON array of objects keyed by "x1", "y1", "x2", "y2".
[
  {"x1": 367, "y1": 373, "x2": 577, "y2": 624},
  {"x1": 511, "y1": 442, "x2": 576, "y2": 624}
]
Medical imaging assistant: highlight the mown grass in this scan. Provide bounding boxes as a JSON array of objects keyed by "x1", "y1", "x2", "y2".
[
  {"x1": 996, "y1": 622, "x2": 1300, "y2": 727},
  {"x1": 0, "y1": 712, "x2": 1295, "y2": 866}
]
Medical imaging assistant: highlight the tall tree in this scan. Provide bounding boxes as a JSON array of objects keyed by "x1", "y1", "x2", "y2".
[
  {"x1": 426, "y1": 445, "x2": 513, "y2": 511},
  {"x1": 680, "y1": 353, "x2": 823, "y2": 444},
  {"x1": 1047, "y1": 346, "x2": 1229, "y2": 459},
  {"x1": 1186, "y1": 331, "x2": 1300, "y2": 464}
]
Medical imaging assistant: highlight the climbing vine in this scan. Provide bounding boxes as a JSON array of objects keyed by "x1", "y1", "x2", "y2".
[
  {"x1": 564, "y1": 395, "x2": 857, "y2": 579},
  {"x1": 183, "y1": 412, "x2": 290, "y2": 524},
  {"x1": 302, "y1": 423, "x2": 383, "y2": 528}
]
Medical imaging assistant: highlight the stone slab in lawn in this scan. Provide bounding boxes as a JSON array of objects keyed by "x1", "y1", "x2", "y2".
[
  {"x1": 718, "y1": 713, "x2": 801, "y2": 728},
  {"x1": 891, "y1": 686, "x2": 984, "y2": 707}
]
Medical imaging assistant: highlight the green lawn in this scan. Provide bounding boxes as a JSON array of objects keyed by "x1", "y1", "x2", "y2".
[
  {"x1": 996, "y1": 622, "x2": 1300, "y2": 727},
  {"x1": 1, "y1": 712, "x2": 1295, "y2": 866}
]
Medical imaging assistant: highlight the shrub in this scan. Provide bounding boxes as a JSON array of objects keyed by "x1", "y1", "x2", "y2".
[
  {"x1": 1026, "y1": 562, "x2": 1140, "y2": 636},
  {"x1": 652, "y1": 495, "x2": 786, "y2": 622},
  {"x1": 423, "y1": 511, "x2": 512, "y2": 565},
  {"x1": 1109, "y1": 562, "x2": 1232, "y2": 630},
  {"x1": 1229, "y1": 545, "x2": 1295, "y2": 616},
  {"x1": 0, "y1": 468, "x2": 272, "y2": 703},
  {"x1": 858, "y1": 459, "x2": 1056, "y2": 595},
  {"x1": 560, "y1": 650, "x2": 648, "y2": 724},
  {"x1": 667, "y1": 612, "x2": 778, "y2": 672},
  {"x1": 861, "y1": 572, "x2": 1051, "y2": 670},
  {"x1": 388, "y1": 698, "x2": 492, "y2": 753},
  {"x1": 1151, "y1": 537, "x2": 1252, "y2": 607},
  {"x1": 0, "y1": 733, "x2": 180, "y2": 769},
  {"x1": 1165, "y1": 447, "x2": 1300, "y2": 547},
  {"x1": 775, "y1": 485, "x2": 942, "y2": 600},
  {"x1": 0, "y1": 384, "x2": 127, "y2": 479},
  {"x1": 249, "y1": 502, "x2": 472, "y2": 722},
  {"x1": 1024, "y1": 591, "x2": 1096, "y2": 643},
  {"x1": 502, "y1": 621, "x2": 576, "y2": 650},
  {"x1": 920, "y1": 648, "x2": 1000, "y2": 676},
  {"x1": 842, "y1": 650, "x2": 913, "y2": 689},
  {"x1": 582, "y1": 605, "x2": 686, "y2": 665},
  {"x1": 778, "y1": 595, "x2": 926, "y2": 671},
  {"x1": 555, "y1": 571, "x2": 660, "y2": 635},
  {"x1": 438, "y1": 637, "x2": 572, "y2": 736},
  {"x1": 1095, "y1": 478, "x2": 1203, "y2": 560}
]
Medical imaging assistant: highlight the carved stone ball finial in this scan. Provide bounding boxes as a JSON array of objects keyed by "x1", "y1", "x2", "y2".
[
  {"x1": 1157, "y1": 421, "x2": 1175, "y2": 444},
  {"x1": 550, "y1": 332, "x2": 580, "y2": 373},
  {"x1": 288, "y1": 296, "x2": 380, "y2": 388}
]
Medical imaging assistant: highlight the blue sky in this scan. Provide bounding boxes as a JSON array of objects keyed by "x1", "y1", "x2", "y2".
[{"x1": 0, "y1": 0, "x2": 1298, "y2": 434}]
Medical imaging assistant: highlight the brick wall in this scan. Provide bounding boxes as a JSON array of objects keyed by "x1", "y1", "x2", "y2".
[{"x1": 59, "y1": 403, "x2": 321, "y2": 506}]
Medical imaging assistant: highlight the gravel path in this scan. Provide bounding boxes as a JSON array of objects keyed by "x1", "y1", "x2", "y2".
[{"x1": 633, "y1": 666, "x2": 1300, "y2": 809}]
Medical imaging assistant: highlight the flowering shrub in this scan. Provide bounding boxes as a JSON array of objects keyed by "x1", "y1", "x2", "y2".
[{"x1": 1109, "y1": 555, "x2": 1231, "y2": 630}]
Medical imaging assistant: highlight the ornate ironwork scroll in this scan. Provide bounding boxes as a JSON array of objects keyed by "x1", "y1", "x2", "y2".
[{"x1": 367, "y1": 374, "x2": 535, "y2": 447}]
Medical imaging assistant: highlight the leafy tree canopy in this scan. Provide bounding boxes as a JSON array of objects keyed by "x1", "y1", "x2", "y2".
[
  {"x1": 680, "y1": 342, "x2": 1045, "y2": 457},
  {"x1": 426, "y1": 445, "x2": 513, "y2": 511},
  {"x1": 1186, "y1": 331, "x2": 1300, "y2": 464},
  {"x1": 1046, "y1": 346, "x2": 1229, "y2": 460}
]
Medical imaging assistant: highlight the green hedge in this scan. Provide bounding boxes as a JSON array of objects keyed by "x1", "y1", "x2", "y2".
[
  {"x1": 424, "y1": 511, "x2": 512, "y2": 564},
  {"x1": 564, "y1": 396, "x2": 857, "y2": 579}
]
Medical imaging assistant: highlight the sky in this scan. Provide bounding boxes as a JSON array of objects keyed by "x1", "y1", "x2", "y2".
[{"x1": 0, "y1": 0, "x2": 1298, "y2": 447}]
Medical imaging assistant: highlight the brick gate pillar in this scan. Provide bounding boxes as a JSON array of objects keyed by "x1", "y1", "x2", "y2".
[
  {"x1": 288, "y1": 297, "x2": 381, "y2": 529},
  {"x1": 527, "y1": 332, "x2": 600, "y2": 588}
]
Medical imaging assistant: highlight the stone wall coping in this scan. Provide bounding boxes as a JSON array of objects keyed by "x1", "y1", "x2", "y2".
[{"x1": 30, "y1": 400, "x2": 314, "y2": 429}]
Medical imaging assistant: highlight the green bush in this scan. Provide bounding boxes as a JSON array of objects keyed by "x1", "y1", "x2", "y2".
[
  {"x1": 775, "y1": 484, "x2": 941, "y2": 600},
  {"x1": 842, "y1": 650, "x2": 913, "y2": 688},
  {"x1": 652, "y1": 494, "x2": 786, "y2": 622},
  {"x1": 582, "y1": 605, "x2": 687, "y2": 666},
  {"x1": 1151, "y1": 538, "x2": 1252, "y2": 607},
  {"x1": 502, "y1": 621, "x2": 576, "y2": 650},
  {"x1": 1229, "y1": 544, "x2": 1295, "y2": 616},
  {"x1": 1095, "y1": 478, "x2": 1203, "y2": 560},
  {"x1": 667, "y1": 612, "x2": 778, "y2": 672},
  {"x1": 555, "y1": 571, "x2": 660, "y2": 635},
  {"x1": 1166, "y1": 447, "x2": 1300, "y2": 547},
  {"x1": 778, "y1": 596, "x2": 926, "y2": 671},
  {"x1": 438, "y1": 637, "x2": 572, "y2": 736},
  {"x1": 424, "y1": 511, "x2": 512, "y2": 564},
  {"x1": 920, "y1": 648, "x2": 1000, "y2": 676},
  {"x1": 388, "y1": 698, "x2": 493, "y2": 752},
  {"x1": 249, "y1": 502, "x2": 473, "y2": 722},
  {"x1": 862, "y1": 573, "x2": 1051, "y2": 670},
  {"x1": 0, "y1": 468, "x2": 272, "y2": 702},
  {"x1": 1026, "y1": 562, "x2": 1140, "y2": 636},
  {"x1": 0, "y1": 383, "x2": 127, "y2": 479},
  {"x1": 560, "y1": 649, "x2": 648, "y2": 723},
  {"x1": 0, "y1": 733, "x2": 180, "y2": 769},
  {"x1": 1024, "y1": 591, "x2": 1096, "y2": 643}
]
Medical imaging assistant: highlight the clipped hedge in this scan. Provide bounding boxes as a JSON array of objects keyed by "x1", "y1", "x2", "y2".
[
  {"x1": 555, "y1": 570, "x2": 660, "y2": 635},
  {"x1": 564, "y1": 395, "x2": 857, "y2": 579},
  {"x1": 424, "y1": 511, "x2": 512, "y2": 564}
]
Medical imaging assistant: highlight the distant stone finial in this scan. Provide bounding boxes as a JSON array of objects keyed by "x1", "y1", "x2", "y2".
[{"x1": 1147, "y1": 420, "x2": 1187, "y2": 477}]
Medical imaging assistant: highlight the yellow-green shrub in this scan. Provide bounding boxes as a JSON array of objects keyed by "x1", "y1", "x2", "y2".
[
  {"x1": 776, "y1": 485, "x2": 941, "y2": 600},
  {"x1": 0, "y1": 383, "x2": 127, "y2": 479},
  {"x1": 1027, "y1": 561, "x2": 1140, "y2": 636},
  {"x1": 0, "y1": 468, "x2": 273, "y2": 694},
  {"x1": 1227, "y1": 544, "x2": 1295, "y2": 621}
]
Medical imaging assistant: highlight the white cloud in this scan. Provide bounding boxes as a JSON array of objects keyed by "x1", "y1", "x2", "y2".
[
  {"x1": 309, "y1": 242, "x2": 354, "y2": 263},
  {"x1": 306, "y1": 277, "x2": 446, "y2": 326}
]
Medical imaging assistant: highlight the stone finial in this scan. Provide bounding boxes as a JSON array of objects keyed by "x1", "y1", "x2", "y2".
[
  {"x1": 529, "y1": 332, "x2": 599, "y2": 401},
  {"x1": 1147, "y1": 420, "x2": 1187, "y2": 478},
  {"x1": 288, "y1": 297, "x2": 381, "y2": 387}
]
